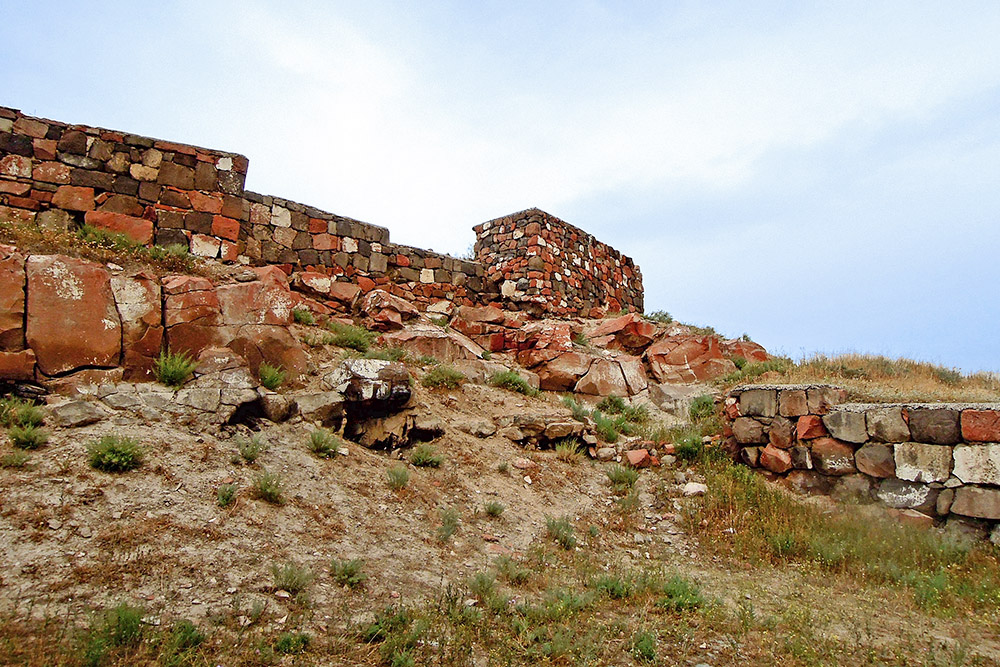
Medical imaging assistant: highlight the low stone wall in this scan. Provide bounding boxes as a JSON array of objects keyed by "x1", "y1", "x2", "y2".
[
  {"x1": 725, "y1": 384, "x2": 1000, "y2": 535},
  {"x1": 474, "y1": 208, "x2": 643, "y2": 317}
]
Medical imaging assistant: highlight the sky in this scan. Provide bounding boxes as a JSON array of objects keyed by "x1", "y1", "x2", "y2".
[{"x1": 2, "y1": 1, "x2": 999, "y2": 373}]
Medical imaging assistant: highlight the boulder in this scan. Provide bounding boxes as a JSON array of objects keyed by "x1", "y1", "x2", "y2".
[
  {"x1": 648, "y1": 383, "x2": 706, "y2": 417},
  {"x1": 894, "y1": 442, "x2": 953, "y2": 483},
  {"x1": 0, "y1": 349, "x2": 36, "y2": 380},
  {"x1": 796, "y1": 415, "x2": 828, "y2": 440},
  {"x1": 574, "y1": 358, "x2": 628, "y2": 397},
  {"x1": 616, "y1": 355, "x2": 649, "y2": 395},
  {"x1": 733, "y1": 417, "x2": 766, "y2": 444},
  {"x1": 810, "y1": 437, "x2": 857, "y2": 475},
  {"x1": 952, "y1": 444, "x2": 1000, "y2": 485},
  {"x1": 961, "y1": 410, "x2": 1000, "y2": 442},
  {"x1": 768, "y1": 415, "x2": 795, "y2": 449},
  {"x1": 855, "y1": 444, "x2": 895, "y2": 478},
  {"x1": 589, "y1": 313, "x2": 658, "y2": 352},
  {"x1": 645, "y1": 335, "x2": 736, "y2": 383},
  {"x1": 0, "y1": 248, "x2": 26, "y2": 350},
  {"x1": 217, "y1": 279, "x2": 294, "y2": 328},
  {"x1": 227, "y1": 325, "x2": 309, "y2": 379},
  {"x1": 738, "y1": 389, "x2": 777, "y2": 417},
  {"x1": 877, "y1": 478, "x2": 937, "y2": 512},
  {"x1": 759, "y1": 443, "x2": 792, "y2": 473},
  {"x1": 783, "y1": 470, "x2": 834, "y2": 495},
  {"x1": 777, "y1": 389, "x2": 808, "y2": 417},
  {"x1": 381, "y1": 324, "x2": 485, "y2": 363},
  {"x1": 454, "y1": 305, "x2": 505, "y2": 324},
  {"x1": 951, "y1": 487, "x2": 1000, "y2": 521},
  {"x1": 822, "y1": 410, "x2": 868, "y2": 444},
  {"x1": 111, "y1": 272, "x2": 163, "y2": 380},
  {"x1": 323, "y1": 359, "x2": 411, "y2": 405},
  {"x1": 46, "y1": 399, "x2": 111, "y2": 427},
  {"x1": 805, "y1": 386, "x2": 846, "y2": 414},
  {"x1": 720, "y1": 339, "x2": 769, "y2": 362},
  {"x1": 907, "y1": 408, "x2": 961, "y2": 445},
  {"x1": 292, "y1": 391, "x2": 345, "y2": 425},
  {"x1": 26, "y1": 255, "x2": 122, "y2": 375},
  {"x1": 535, "y1": 351, "x2": 594, "y2": 391},
  {"x1": 162, "y1": 275, "x2": 223, "y2": 355},
  {"x1": 866, "y1": 406, "x2": 910, "y2": 442},
  {"x1": 359, "y1": 290, "x2": 419, "y2": 331}
]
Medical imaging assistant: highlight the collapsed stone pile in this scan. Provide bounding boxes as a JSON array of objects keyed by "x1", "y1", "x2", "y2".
[{"x1": 726, "y1": 384, "x2": 1000, "y2": 535}]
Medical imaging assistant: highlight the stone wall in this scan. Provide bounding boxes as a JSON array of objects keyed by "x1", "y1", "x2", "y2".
[
  {"x1": 726, "y1": 384, "x2": 1000, "y2": 535},
  {"x1": 474, "y1": 208, "x2": 643, "y2": 317},
  {"x1": 2, "y1": 106, "x2": 641, "y2": 315}
]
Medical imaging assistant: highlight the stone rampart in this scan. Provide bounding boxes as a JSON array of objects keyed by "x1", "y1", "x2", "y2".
[
  {"x1": 474, "y1": 208, "x2": 643, "y2": 317},
  {"x1": 1, "y1": 106, "x2": 640, "y2": 315},
  {"x1": 725, "y1": 384, "x2": 1000, "y2": 536}
]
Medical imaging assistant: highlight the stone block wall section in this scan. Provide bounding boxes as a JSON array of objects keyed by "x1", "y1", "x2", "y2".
[
  {"x1": 474, "y1": 208, "x2": 643, "y2": 317},
  {"x1": 725, "y1": 384, "x2": 1000, "y2": 534},
  {"x1": 2, "y1": 106, "x2": 641, "y2": 315}
]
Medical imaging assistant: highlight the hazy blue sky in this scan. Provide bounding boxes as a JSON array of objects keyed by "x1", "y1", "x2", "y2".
[{"x1": 3, "y1": 1, "x2": 998, "y2": 372}]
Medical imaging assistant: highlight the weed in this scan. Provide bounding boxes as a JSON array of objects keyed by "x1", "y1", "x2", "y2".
[
  {"x1": 257, "y1": 363, "x2": 286, "y2": 390},
  {"x1": 331, "y1": 558, "x2": 368, "y2": 588},
  {"x1": 731, "y1": 355, "x2": 748, "y2": 369},
  {"x1": 236, "y1": 434, "x2": 266, "y2": 463},
  {"x1": 554, "y1": 438, "x2": 583, "y2": 463},
  {"x1": 410, "y1": 443, "x2": 443, "y2": 467},
  {"x1": 656, "y1": 575, "x2": 705, "y2": 611},
  {"x1": 592, "y1": 574, "x2": 634, "y2": 599},
  {"x1": 154, "y1": 350, "x2": 198, "y2": 388},
  {"x1": 689, "y1": 394, "x2": 716, "y2": 422},
  {"x1": 416, "y1": 355, "x2": 440, "y2": 366},
  {"x1": 361, "y1": 605, "x2": 411, "y2": 643},
  {"x1": 428, "y1": 315, "x2": 449, "y2": 327},
  {"x1": 495, "y1": 556, "x2": 530, "y2": 585},
  {"x1": 420, "y1": 364, "x2": 465, "y2": 389},
  {"x1": 496, "y1": 461, "x2": 510, "y2": 474},
  {"x1": 484, "y1": 500, "x2": 505, "y2": 518},
  {"x1": 597, "y1": 395, "x2": 627, "y2": 414},
  {"x1": 467, "y1": 571, "x2": 496, "y2": 599},
  {"x1": 164, "y1": 619, "x2": 205, "y2": 660},
  {"x1": 217, "y1": 483, "x2": 237, "y2": 508},
  {"x1": 645, "y1": 310, "x2": 673, "y2": 324},
  {"x1": 103, "y1": 602, "x2": 144, "y2": 647},
  {"x1": 437, "y1": 507, "x2": 459, "y2": 542},
  {"x1": 481, "y1": 350, "x2": 491, "y2": 360},
  {"x1": 292, "y1": 307, "x2": 315, "y2": 325},
  {"x1": 673, "y1": 429, "x2": 704, "y2": 461},
  {"x1": 488, "y1": 370, "x2": 539, "y2": 397},
  {"x1": 364, "y1": 346, "x2": 408, "y2": 362},
  {"x1": 326, "y1": 321, "x2": 375, "y2": 352},
  {"x1": 545, "y1": 515, "x2": 577, "y2": 550},
  {"x1": 592, "y1": 410, "x2": 620, "y2": 443},
  {"x1": 8, "y1": 424, "x2": 48, "y2": 449},
  {"x1": 606, "y1": 464, "x2": 639, "y2": 491},
  {"x1": 588, "y1": 525, "x2": 599, "y2": 538},
  {"x1": 572, "y1": 331, "x2": 589, "y2": 347},
  {"x1": 274, "y1": 632, "x2": 310, "y2": 654},
  {"x1": 631, "y1": 629, "x2": 657, "y2": 662},
  {"x1": 0, "y1": 397, "x2": 43, "y2": 428},
  {"x1": 0, "y1": 450, "x2": 29, "y2": 468},
  {"x1": 308, "y1": 428, "x2": 340, "y2": 458},
  {"x1": 386, "y1": 464, "x2": 410, "y2": 491},
  {"x1": 87, "y1": 435, "x2": 144, "y2": 472},
  {"x1": 252, "y1": 469, "x2": 284, "y2": 504},
  {"x1": 271, "y1": 561, "x2": 314, "y2": 594}
]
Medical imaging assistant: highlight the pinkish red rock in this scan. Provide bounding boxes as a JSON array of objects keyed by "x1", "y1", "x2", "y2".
[
  {"x1": 575, "y1": 358, "x2": 628, "y2": 396},
  {"x1": 32, "y1": 161, "x2": 71, "y2": 184},
  {"x1": 645, "y1": 335, "x2": 736, "y2": 383},
  {"x1": 227, "y1": 325, "x2": 308, "y2": 379},
  {"x1": 0, "y1": 155, "x2": 32, "y2": 179},
  {"x1": 187, "y1": 191, "x2": 223, "y2": 213},
  {"x1": 961, "y1": 410, "x2": 1000, "y2": 442},
  {"x1": 217, "y1": 280, "x2": 294, "y2": 327},
  {"x1": 0, "y1": 248, "x2": 26, "y2": 350},
  {"x1": 328, "y1": 281, "x2": 361, "y2": 304},
  {"x1": 617, "y1": 355, "x2": 648, "y2": 394},
  {"x1": 720, "y1": 339, "x2": 769, "y2": 362},
  {"x1": 518, "y1": 321, "x2": 573, "y2": 352},
  {"x1": 25, "y1": 255, "x2": 122, "y2": 375},
  {"x1": 0, "y1": 349, "x2": 36, "y2": 380},
  {"x1": 796, "y1": 415, "x2": 828, "y2": 440},
  {"x1": 625, "y1": 449, "x2": 657, "y2": 468},
  {"x1": 162, "y1": 275, "x2": 223, "y2": 355},
  {"x1": 381, "y1": 324, "x2": 484, "y2": 362},
  {"x1": 536, "y1": 351, "x2": 595, "y2": 391},
  {"x1": 83, "y1": 210, "x2": 153, "y2": 244},
  {"x1": 591, "y1": 313, "x2": 658, "y2": 351},
  {"x1": 111, "y1": 272, "x2": 163, "y2": 379},
  {"x1": 360, "y1": 290, "x2": 419, "y2": 330},
  {"x1": 292, "y1": 271, "x2": 332, "y2": 297},
  {"x1": 51, "y1": 185, "x2": 95, "y2": 211},
  {"x1": 211, "y1": 216, "x2": 240, "y2": 242},
  {"x1": 455, "y1": 305, "x2": 505, "y2": 324},
  {"x1": 760, "y1": 444, "x2": 792, "y2": 473}
]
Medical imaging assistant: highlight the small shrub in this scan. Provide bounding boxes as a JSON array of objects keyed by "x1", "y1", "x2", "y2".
[
  {"x1": 545, "y1": 515, "x2": 577, "y2": 550},
  {"x1": 673, "y1": 429, "x2": 704, "y2": 461},
  {"x1": 645, "y1": 310, "x2": 673, "y2": 324},
  {"x1": 386, "y1": 464, "x2": 410, "y2": 491},
  {"x1": 496, "y1": 461, "x2": 510, "y2": 474},
  {"x1": 597, "y1": 396, "x2": 627, "y2": 414},
  {"x1": 489, "y1": 370, "x2": 539, "y2": 397},
  {"x1": 292, "y1": 308, "x2": 315, "y2": 325},
  {"x1": 275, "y1": 632, "x2": 310, "y2": 654},
  {"x1": 0, "y1": 450, "x2": 29, "y2": 468},
  {"x1": 416, "y1": 355, "x2": 440, "y2": 366},
  {"x1": 592, "y1": 410, "x2": 620, "y2": 443},
  {"x1": 217, "y1": 483, "x2": 237, "y2": 508},
  {"x1": 361, "y1": 605, "x2": 411, "y2": 643},
  {"x1": 364, "y1": 346, "x2": 408, "y2": 362},
  {"x1": 689, "y1": 394, "x2": 716, "y2": 422},
  {"x1": 631, "y1": 629, "x2": 657, "y2": 662},
  {"x1": 271, "y1": 561, "x2": 314, "y2": 594},
  {"x1": 554, "y1": 439, "x2": 582, "y2": 463},
  {"x1": 0, "y1": 397, "x2": 42, "y2": 427},
  {"x1": 331, "y1": 558, "x2": 367, "y2": 588},
  {"x1": 572, "y1": 332, "x2": 589, "y2": 347},
  {"x1": 481, "y1": 350, "x2": 491, "y2": 360},
  {"x1": 437, "y1": 507, "x2": 459, "y2": 542},
  {"x1": 8, "y1": 424, "x2": 48, "y2": 450},
  {"x1": 252, "y1": 469, "x2": 284, "y2": 504},
  {"x1": 308, "y1": 428, "x2": 339, "y2": 458},
  {"x1": 154, "y1": 350, "x2": 198, "y2": 388},
  {"x1": 731, "y1": 355, "x2": 748, "y2": 370},
  {"x1": 421, "y1": 365, "x2": 465, "y2": 389},
  {"x1": 104, "y1": 602, "x2": 144, "y2": 647},
  {"x1": 656, "y1": 575, "x2": 705, "y2": 611},
  {"x1": 593, "y1": 574, "x2": 635, "y2": 599},
  {"x1": 410, "y1": 443, "x2": 443, "y2": 467},
  {"x1": 468, "y1": 571, "x2": 496, "y2": 599},
  {"x1": 236, "y1": 434, "x2": 266, "y2": 463},
  {"x1": 258, "y1": 363, "x2": 286, "y2": 390},
  {"x1": 327, "y1": 321, "x2": 375, "y2": 352},
  {"x1": 562, "y1": 395, "x2": 590, "y2": 422},
  {"x1": 165, "y1": 619, "x2": 205, "y2": 655},
  {"x1": 606, "y1": 464, "x2": 639, "y2": 491},
  {"x1": 484, "y1": 500, "x2": 505, "y2": 518},
  {"x1": 428, "y1": 315, "x2": 449, "y2": 327},
  {"x1": 87, "y1": 435, "x2": 144, "y2": 472}
]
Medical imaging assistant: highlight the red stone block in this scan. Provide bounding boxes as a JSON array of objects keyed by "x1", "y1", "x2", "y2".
[
  {"x1": 0, "y1": 154, "x2": 32, "y2": 179},
  {"x1": 357, "y1": 276, "x2": 376, "y2": 292},
  {"x1": 32, "y1": 161, "x2": 71, "y2": 184},
  {"x1": 0, "y1": 182, "x2": 30, "y2": 195},
  {"x1": 962, "y1": 410, "x2": 1000, "y2": 442},
  {"x1": 308, "y1": 218, "x2": 327, "y2": 234},
  {"x1": 219, "y1": 240, "x2": 239, "y2": 262},
  {"x1": 188, "y1": 191, "x2": 223, "y2": 214},
  {"x1": 51, "y1": 185, "x2": 94, "y2": 211},
  {"x1": 625, "y1": 449, "x2": 658, "y2": 468},
  {"x1": 5, "y1": 197, "x2": 40, "y2": 210},
  {"x1": 84, "y1": 211, "x2": 154, "y2": 244},
  {"x1": 796, "y1": 415, "x2": 828, "y2": 440},
  {"x1": 211, "y1": 215, "x2": 240, "y2": 242},
  {"x1": 153, "y1": 140, "x2": 197, "y2": 155},
  {"x1": 313, "y1": 233, "x2": 339, "y2": 251},
  {"x1": 32, "y1": 138, "x2": 58, "y2": 160},
  {"x1": 13, "y1": 117, "x2": 48, "y2": 138}
]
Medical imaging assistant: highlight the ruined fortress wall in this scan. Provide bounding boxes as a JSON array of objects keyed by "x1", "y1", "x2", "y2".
[
  {"x1": 726, "y1": 384, "x2": 1000, "y2": 533},
  {"x1": 1, "y1": 106, "x2": 639, "y2": 314},
  {"x1": 474, "y1": 208, "x2": 643, "y2": 317}
]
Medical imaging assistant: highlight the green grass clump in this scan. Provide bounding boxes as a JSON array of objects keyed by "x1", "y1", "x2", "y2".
[
  {"x1": 495, "y1": 556, "x2": 530, "y2": 585},
  {"x1": 488, "y1": 370, "x2": 540, "y2": 397},
  {"x1": 420, "y1": 365, "x2": 465, "y2": 389},
  {"x1": 217, "y1": 483, "x2": 237, "y2": 507},
  {"x1": 688, "y1": 394, "x2": 716, "y2": 422},
  {"x1": 331, "y1": 558, "x2": 368, "y2": 588},
  {"x1": 409, "y1": 443, "x2": 443, "y2": 467},
  {"x1": 596, "y1": 396, "x2": 627, "y2": 414},
  {"x1": 154, "y1": 350, "x2": 198, "y2": 388},
  {"x1": 8, "y1": 424, "x2": 48, "y2": 450},
  {"x1": 631, "y1": 629, "x2": 657, "y2": 662},
  {"x1": 364, "y1": 346, "x2": 408, "y2": 362},
  {"x1": 545, "y1": 515, "x2": 577, "y2": 550},
  {"x1": 655, "y1": 575, "x2": 705, "y2": 611},
  {"x1": 271, "y1": 561, "x2": 314, "y2": 595},
  {"x1": 592, "y1": 574, "x2": 635, "y2": 600},
  {"x1": 252, "y1": 469, "x2": 284, "y2": 504},
  {"x1": 571, "y1": 331, "x2": 589, "y2": 347},
  {"x1": 554, "y1": 439, "x2": 582, "y2": 463},
  {"x1": 562, "y1": 395, "x2": 591, "y2": 422},
  {"x1": 592, "y1": 410, "x2": 624, "y2": 443},
  {"x1": 0, "y1": 396, "x2": 43, "y2": 427},
  {"x1": 483, "y1": 500, "x2": 505, "y2": 518},
  {"x1": 292, "y1": 308, "x2": 315, "y2": 325},
  {"x1": 437, "y1": 507, "x2": 459, "y2": 542},
  {"x1": 87, "y1": 435, "x2": 144, "y2": 472},
  {"x1": 258, "y1": 363, "x2": 286, "y2": 390},
  {"x1": 0, "y1": 450, "x2": 30, "y2": 468},
  {"x1": 606, "y1": 464, "x2": 639, "y2": 491},
  {"x1": 326, "y1": 321, "x2": 376, "y2": 352},
  {"x1": 236, "y1": 434, "x2": 266, "y2": 463},
  {"x1": 673, "y1": 429, "x2": 704, "y2": 461},
  {"x1": 308, "y1": 428, "x2": 340, "y2": 458},
  {"x1": 164, "y1": 619, "x2": 205, "y2": 661},
  {"x1": 275, "y1": 632, "x2": 310, "y2": 654},
  {"x1": 386, "y1": 464, "x2": 410, "y2": 491},
  {"x1": 645, "y1": 310, "x2": 673, "y2": 324}
]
